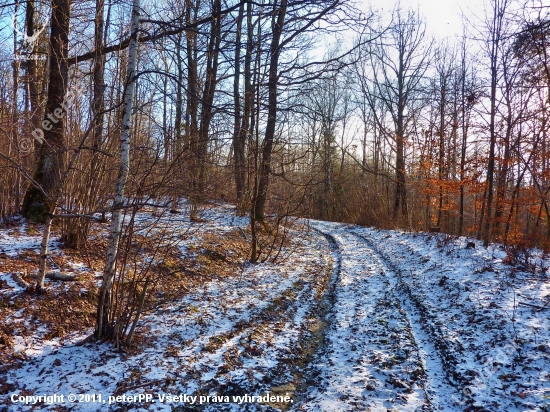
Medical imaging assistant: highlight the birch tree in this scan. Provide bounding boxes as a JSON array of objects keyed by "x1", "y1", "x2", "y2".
[{"x1": 96, "y1": 0, "x2": 140, "y2": 340}]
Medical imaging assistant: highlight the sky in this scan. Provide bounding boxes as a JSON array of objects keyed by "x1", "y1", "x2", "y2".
[{"x1": 360, "y1": 0, "x2": 488, "y2": 40}]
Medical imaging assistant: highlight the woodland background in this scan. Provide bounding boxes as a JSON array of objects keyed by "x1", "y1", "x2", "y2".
[{"x1": 0, "y1": 0, "x2": 549, "y2": 344}]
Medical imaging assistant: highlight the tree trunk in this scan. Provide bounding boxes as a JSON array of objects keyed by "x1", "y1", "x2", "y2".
[
  {"x1": 36, "y1": 210, "x2": 56, "y2": 293},
  {"x1": 253, "y1": 0, "x2": 287, "y2": 222},
  {"x1": 459, "y1": 41, "x2": 468, "y2": 236},
  {"x1": 21, "y1": 0, "x2": 71, "y2": 222},
  {"x1": 437, "y1": 84, "x2": 446, "y2": 228},
  {"x1": 481, "y1": 0, "x2": 508, "y2": 247},
  {"x1": 96, "y1": 0, "x2": 140, "y2": 340},
  {"x1": 174, "y1": 34, "x2": 183, "y2": 150},
  {"x1": 395, "y1": 53, "x2": 408, "y2": 225},
  {"x1": 12, "y1": 2, "x2": 21, "y2": 215},
  {"x1": 63, "y1": 0, "x2": 106, "y2": 249},
  {"x1": 25, "y1": 1, "x2": 41, "y2": 138},
  {"x1": 233, "y1": 2, "x2": 246, "y2": 214},
  {"x1": 195, "y1": 0, "x2": 222, "y2": 209},
  {"x1": 186, "y1": 0, "x2": 200, "y2": 219},
  {"x1": 171, "y1": 33, "x2": 184, "y2": 211}
]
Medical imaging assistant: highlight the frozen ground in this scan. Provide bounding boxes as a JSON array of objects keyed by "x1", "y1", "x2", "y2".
[
  {"x1": 1, "y1": 207, "x2": 549, "y2": 411},
  {"x1": 298, "y1": 222, "x2": 462, "y2": 412}
]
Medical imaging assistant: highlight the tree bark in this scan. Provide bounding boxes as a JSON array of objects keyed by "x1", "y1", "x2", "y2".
[
  {"x1": 25, "y1": 1, "x2": 41, "y2": 137},
  {"x1": 253, "y1": 0, "x2": 287, "y2": 222},
  {"x1": 96, "y1": 0, "x2": 140, "y2": 340},
  {"x1": 481, "y1": 0, "x2": 508, "y2": 247},
  {"x1": 394, "y1": 44, "x2": 408, "y2": 224},
  {"x1": 195, "y1": 0, "x2": 222, "y2": 208},
  {"x1": 21, "y1": 0, "x2": 71, "y2": 222},
  {"x1": 233, "y1": 2, "x2": 246, "y2": 214},
  {"x1": 186, "y1": 0, "x2": 200, "y2": 219},
  {"x1": 63, "y1": 0, "x2": 107, "y2": 249},
  {"x1": 459, "y1": 39, "x2": 469, "y2": 236}
]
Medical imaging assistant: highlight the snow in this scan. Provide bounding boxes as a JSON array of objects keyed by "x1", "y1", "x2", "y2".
[
  {"x1": 0, "y1": 273, "x2": 25, "y2": 292},
  {"x1": 1, "y1": 209, "x2": 549, "y2": 411},
  {"x1": 349, "y1": 224, "x2": 550, "y2": 411},
  {"x1": 1, "y1": 205, "x2": 330, "y2": 411},
  {"x1": 298, "y1": 222, "x2": 462, "y2": 411},
  {"x1": 0, "y1": 224, "x2": 42, "y2": 257}
]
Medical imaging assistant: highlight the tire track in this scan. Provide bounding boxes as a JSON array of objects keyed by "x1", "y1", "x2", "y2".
[
  {"x1": 297, "y1": 222, "x2": 434, "y2": 411},
  {"x1": 350, "y1": 230, "x2": 464, "y2": 412}
]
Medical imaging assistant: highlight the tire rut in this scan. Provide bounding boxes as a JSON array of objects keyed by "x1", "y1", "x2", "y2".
[
  {"x1": 297, "y1": 223, "x2": 436, "y2": 411},
  {"x1": 350, "y1": 229, "x2": 464, "y2": 411}
]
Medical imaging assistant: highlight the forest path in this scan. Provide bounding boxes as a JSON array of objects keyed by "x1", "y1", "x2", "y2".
[
  {"x1": 3, "y1": 207, "x2": 549, "y2": 412},
  {"x1": 296, "y1": 221, "x2": 462, "y2": 412}
]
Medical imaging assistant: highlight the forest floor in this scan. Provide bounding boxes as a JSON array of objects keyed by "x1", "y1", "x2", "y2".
[{"x1": 0, "y1": 202, "x2": 550, "y2": 411}]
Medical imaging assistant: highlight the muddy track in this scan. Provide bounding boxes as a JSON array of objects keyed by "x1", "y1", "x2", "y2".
[
  {"x1": 168, "y1": 281, "x2": 323, "y2": 401},
  {"x1": 292, "y1": 229, "x2": 342, "y2": 400},
  {"x1": 161, "y1": 229, "x2": 338, "y2": 411},
  {"x1": 295, "y1": 223, "x2": 463, "y2": 412}
]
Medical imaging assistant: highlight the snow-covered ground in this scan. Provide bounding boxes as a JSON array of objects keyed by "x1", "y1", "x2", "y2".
[
  {"x1": 348, "y1": 224, "x2": 550, "y2": 412},
  {"x1": 0, "y1": 205, "x2": 332, "y2": 412},
  {"x1": 298, "y1": 222, "x2": 462, "y2": 411},
  {"x1": 1, "y1": 208, "x2": 549, "y2": 411}
]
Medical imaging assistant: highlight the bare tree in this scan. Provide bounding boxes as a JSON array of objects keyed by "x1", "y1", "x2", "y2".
[
  {"x1": 96, "y1": 0, "x2": 141, "y2": 340},
  {"x1": 365, "y1": 6, "x2": 432, "y2": 226},
  {"x1": 475, "y1": 0, "x2": 515, "y2": 246}
]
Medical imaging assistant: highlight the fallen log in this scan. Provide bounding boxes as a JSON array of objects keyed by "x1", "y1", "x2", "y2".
[
  {"x1": 46, "y1": 272, "x2": 79, "y2": 281},
  {"x1": 28, "y1": 271, "x2": 79, "y2": 281},
  {"x1": 11, "y1": 273, "x2": 30, "y2": 289}
]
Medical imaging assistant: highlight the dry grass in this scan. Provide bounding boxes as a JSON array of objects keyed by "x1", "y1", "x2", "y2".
[{"x1": 0, "y1": 218, "x2": 253, "y2": 367}]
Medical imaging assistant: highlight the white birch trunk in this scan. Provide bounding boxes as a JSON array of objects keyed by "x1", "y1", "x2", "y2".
[
  {"x1": 36, "y1": 211, "x2": 54, "y2": 293},
  {"x1": 96, "y1": 0, "x2": 140, "y2": 338}
]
